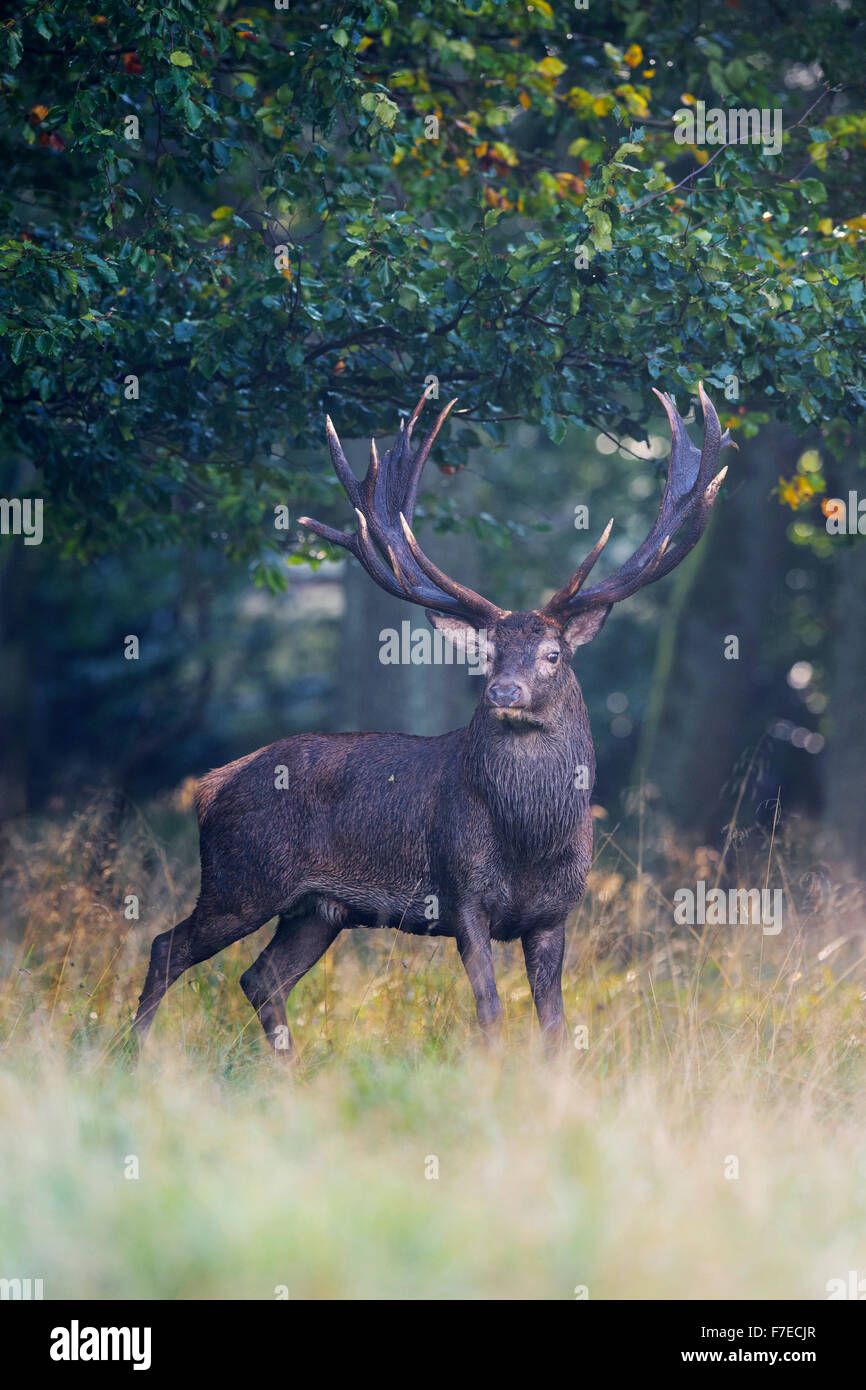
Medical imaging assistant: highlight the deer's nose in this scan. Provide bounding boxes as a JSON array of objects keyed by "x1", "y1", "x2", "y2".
[{"x1": 487, "y1": 680, "x2": 527, "y2": 709}]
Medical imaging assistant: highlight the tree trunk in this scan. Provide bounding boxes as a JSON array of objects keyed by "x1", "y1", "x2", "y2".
[
  {"x1": 824, "y1": 534, "x2": 866, "y2": 871},
  {"x1": 0, "y1": 545, "x2": 32, "y2": 823},
  {"x1": 639, "y1": 422, "x2": 799, "y2": 839}
]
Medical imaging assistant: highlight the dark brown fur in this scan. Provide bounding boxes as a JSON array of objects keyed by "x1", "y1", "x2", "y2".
[{"x1": 134, "y1": 613, "x2": 595, "y2": 1054}]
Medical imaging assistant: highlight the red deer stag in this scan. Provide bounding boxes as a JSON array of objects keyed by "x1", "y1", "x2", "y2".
[{"x1": 134, "y1": 386, "x2": 731, "y2": 1055}]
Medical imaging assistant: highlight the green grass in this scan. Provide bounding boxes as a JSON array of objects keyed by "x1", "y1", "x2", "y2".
[{"x1": 1, "y1": 794, "x2": 865, "y2": 1299}]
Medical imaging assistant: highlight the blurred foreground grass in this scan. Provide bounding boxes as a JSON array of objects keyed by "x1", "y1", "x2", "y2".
[{"x1": 1, "y1": 793, "x2": 865, "y2": 1299}]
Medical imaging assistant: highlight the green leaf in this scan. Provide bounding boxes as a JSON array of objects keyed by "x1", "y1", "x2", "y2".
[
  {"x1": 169, "y1": 50, "x2": 194, "y2": 67},
  {"x1": 376, "y1": 96, "x2": 399, "y2": 129},
  {"x1": 800, "y1": 178, "x2": 827, "y2": 204}
]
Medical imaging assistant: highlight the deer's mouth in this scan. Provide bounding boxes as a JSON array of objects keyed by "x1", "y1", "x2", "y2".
[{"x1": 490, "y1": 706, "x2": 543, "y2": 727}]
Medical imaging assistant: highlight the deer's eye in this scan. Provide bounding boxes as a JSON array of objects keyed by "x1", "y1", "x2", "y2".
[{"x1": 546, "y1": 650, "x2": 560, "y2": 664}]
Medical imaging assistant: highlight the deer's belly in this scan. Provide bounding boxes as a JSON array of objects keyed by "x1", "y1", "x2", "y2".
[{"x1": 297, "y1": 849, "x2": 585, "y2": 938}]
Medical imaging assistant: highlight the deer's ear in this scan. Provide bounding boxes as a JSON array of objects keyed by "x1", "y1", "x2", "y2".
[
  {"x1": 426, "y1": 611, "x2": 493, "y2": 662},
  {"x1": 562, "y1": 606, "x2": 611, "y2": 650}
]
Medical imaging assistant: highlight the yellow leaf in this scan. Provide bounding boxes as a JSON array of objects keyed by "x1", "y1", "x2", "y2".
[
  {"x1": 624, "y1": 43, "x2": 643, "y2": 68},
  {"x1": 356, "y1": 36, "x2": 373, "y2": 52},
  {"x1": 817, "y1": 218, "x2": 833, "y2": 235},
  {"x1": 779, "y1": 480, "x2": 799, "y2": 509},
  {"x1": 567, "y1": 86, "x2": 594, "y2": 112},
  {"x1": 455, "y1": 157, "x2": 470, "y2": 176},
  {"x1": 29, "y1": 104, "x2": 50, "y2": 123},
  {"x1": 614, "y1": 84, "x2": 648, "y2": 118},
  {"x1": 492, "y1": 140, "x2": 519, "y2": 166},
  {"x1": 680, "y1": 92, "x2": 697, "y2": 106},
  {"x1": 528, "y1": 0, "x2": 553, "y2": 15},
  {"x1": 280, "y1": 267, "x2": 292, "y2": 281},
  {"x1": 211, "y1": 206, "x2": 234, "y2": 220},
  {"x1": 537, "y1": 57, "x2": 566, "y2": 78},
  {"x1": 592, "y1": 95, "x2": 615, "y2": 117},
  {"x1": 844, "y1": 215, "x2": 866, "y2": 231},
  {"x1": 519, "y1": 90, "x2": 531, "y2": 110},
  {"x1": 689, "y1": 144, "x2": 709, "y2": 165}
]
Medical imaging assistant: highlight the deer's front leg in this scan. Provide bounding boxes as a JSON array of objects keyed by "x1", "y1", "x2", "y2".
[
  {"x1": 522, "y1": 923, "x2": 568, "y2": 1053},
  {"x1": 454, "y1": 905, "x2": 502, "y2": 1041}
]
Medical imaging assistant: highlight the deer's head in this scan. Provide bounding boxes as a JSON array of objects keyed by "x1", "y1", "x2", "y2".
[{"x1": 300, "y1": 388, "x2": 733, "y2": 730}]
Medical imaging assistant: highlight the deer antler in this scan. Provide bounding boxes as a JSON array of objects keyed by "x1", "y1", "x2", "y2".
[
  {"x1": 543, "y1": 383, "x2": 735, "y2": 624},
  {"x1": 299, "y1": 393, "x2": 504, "y2": 625}
]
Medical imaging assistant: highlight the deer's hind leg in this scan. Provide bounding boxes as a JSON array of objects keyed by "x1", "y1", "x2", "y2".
[
  {"x1": 134, "y1": 905, "x2": 270, "y2": 1047},
  {"x1": 240, "y1": 911, "x2": 341, "y2": 1058}
]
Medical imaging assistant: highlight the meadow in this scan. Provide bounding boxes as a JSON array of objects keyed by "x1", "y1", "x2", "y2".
[{"x1": 1, "y1": 789, "x2": 865, "y2": 1301}]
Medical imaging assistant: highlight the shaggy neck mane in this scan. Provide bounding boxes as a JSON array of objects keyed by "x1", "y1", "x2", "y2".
[{"x1": 463, "y1": 675, "x2": 594, "y2": 861}]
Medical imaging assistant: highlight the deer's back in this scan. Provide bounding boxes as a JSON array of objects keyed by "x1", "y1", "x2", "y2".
[{"x1": 196, "y1": 730, "x2": 465, "y2": 924}]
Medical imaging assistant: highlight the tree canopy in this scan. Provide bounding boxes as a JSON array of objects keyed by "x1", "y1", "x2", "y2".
[{"x1": 2, "y1": 0, "x2": 865, "y2": 586}]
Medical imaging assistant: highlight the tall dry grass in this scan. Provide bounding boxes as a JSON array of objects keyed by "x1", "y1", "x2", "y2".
[{"x1": 0, "y1": 787, "x2": 865, "y2": 1299}]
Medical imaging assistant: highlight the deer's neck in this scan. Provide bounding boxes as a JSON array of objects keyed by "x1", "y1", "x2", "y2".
[{"x1": 464, "y1": 682, "x2": 594, "y2": 861}]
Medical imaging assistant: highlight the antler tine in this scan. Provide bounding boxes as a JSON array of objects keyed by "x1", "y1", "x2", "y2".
[
  {"x1": 404, "y1": 397, "x2": 458, "y2": 520},
  {"x1": 360, "y1": 393, "x2": 432, "y2": 528},
  {"x1": 652, "y1": 389, "x2": 697, "y2": 498},
  {"x1": 352, "y1": 508, "x2": 425, "y2": 603},
  {"x1": 654, "y1": 383, "x2": 733, "y2": 501},
  {"x1": 406, "y1": 389, "x2": 430, "y2": 436},
  {"x1": 357, "y1": 433, "x2": 380, "y2": 517},
  {"x1": 590, "y1": 464, "x2": 729, "y2": 606},
  {"x1": 300, "y1": 394, "x2": 502, "y2": 623},
  {"x1": 359, "y1": 396, "x2": 477, "y2": 613},
  {"x1": 544, "y1": 518, "x2": 613, "y2": 615},
  {"x1": 543, "y1": 386, "x2": 733, "y2": 621},
  {"x1": 639, "y1": 463, "x2": 729, "y2": 586},
  {"x1": 324, "y1": 416, "x2": 362, "y2": 508},
  {"x1": 351, "y1": 507, "x2": 471, "y2": 615},
  {"x1": 298, "y1": 505, "x2": 407, "y2": 605},
  {"x1": 297, "y1": 515, "x2": 355, "y2": 549},
  {"x1": 399, "y1": 514, "x2": 502, "y2": 622},
  {"x1": 696, "y1": 381, "x2": 721, "y2": 471},
  {"x1": 299, "y1": 505, "x2": 415, "y2": 606}
]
